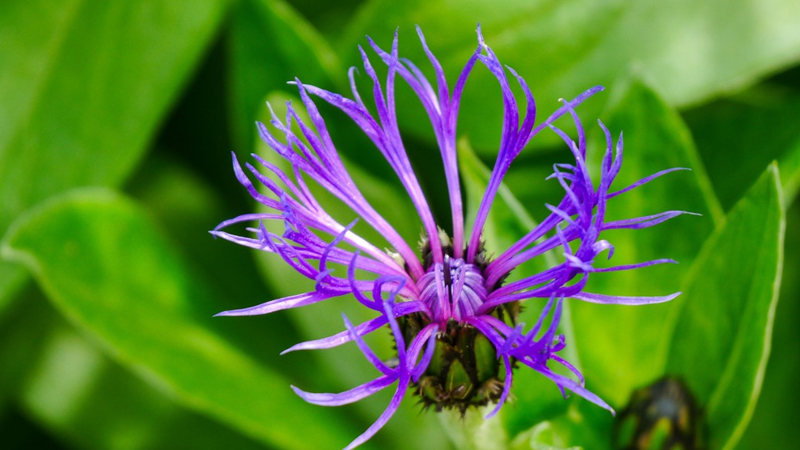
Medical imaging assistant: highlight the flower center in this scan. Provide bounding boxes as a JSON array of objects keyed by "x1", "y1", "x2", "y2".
[
  {"x1": 401, "y1": 236, "x2": 517, "y2": 412},
  {"x1": 418, "y1": 255, "x2": 487, "y2": 323}
]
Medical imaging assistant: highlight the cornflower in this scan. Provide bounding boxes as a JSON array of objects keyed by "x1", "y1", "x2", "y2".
[{"x1": 212, "y1": 26, "x2": 687, "y2": 449}]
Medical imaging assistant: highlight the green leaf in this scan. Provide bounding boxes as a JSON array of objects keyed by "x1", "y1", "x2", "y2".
[
  {"x1": 570, "y1": 78, "x2": 722, "y2": 406},
  {"x1": 0, "y1": 0, "x2": 229, "y2": 306},
  {"x1": 228, "y1": 0, "x2": 343, "y2": 152},
  {"x1": 735, "y1": 199, "x2": 800, "y2": 448},
  {"x1": 7, "y1": 297, "x2": 267, "y2": 450},
  {"x1": 340, "y1": 0, "x2": 800, "y2": 152},
  {"x1": 665, "y1": 164, "x2": 784, "y2": 450},
  {"x1": 1, "y1": 188, "x2": 358, "y2": 450},
  {"x1": 684, "y1": 83, "x2": 800, "y2": 209}
]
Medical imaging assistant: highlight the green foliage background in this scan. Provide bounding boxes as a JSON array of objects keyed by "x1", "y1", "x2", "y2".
[{"x1": 1, "y1": 0, "x2": 799, "y2": 448}]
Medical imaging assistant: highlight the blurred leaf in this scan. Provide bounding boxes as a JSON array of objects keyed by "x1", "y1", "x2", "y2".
[
  {"x1": 228, "y1": 0, "x2": 343, "y2": 152},
  {"x1": 570, "y1": 78, "x2": 722, "y2": 406},
  {"x1": 126, "y1": 153, "x2": 307, "y2": 382},
  {"x1": 509, "y1": 420, "x2": 581, "y2": 450},
  {"x1": 0, "y1": 408, "x2": 66, "y2": 450},
  {"x1": 22, "y1": 323, "x2": 270, "y2": 450},
  {"x1": 0, "y1": 289, "x2": 56, "y2": 411},
  {"x1": 544, "y1": 401, "x2": 613, "y2": 450},
  {"x1": 283, "y1": 0, "x2": 367, "y2": 39},
  {"x1": 0, "y1": 0, "x2": 228, "y2": 306},
  {"x1": 1, "y1": 188, "x2": 358, "y2": 450},
  {"x1": 665, "y1": 164, "x2": 784, "y2": 450},
  {"x1": 684, "y1": 83, "x2": 800, "y2": 209},
  {"x1": 340, "y1": 0, "x2": 800, "y2": 152},
  {"x1": 0, "y1": 266, "x2": 25, "y2": 318},
  {"x1": 1, "y1": 292, "x2": 269, "y2": 450},
  {"x1": 509, "y1": 400, "x2": 612, "y2": 450}
]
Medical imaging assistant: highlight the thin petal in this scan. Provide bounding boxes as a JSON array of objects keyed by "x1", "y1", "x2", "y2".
[
  {"x1": 214, "y1": 291, "x2": 340, "y2": 317},
  {"x1": 281, "y1": 301, "x2": 426, "y2": 354},
  {"x1": 592, "y1": 258, "x2": 677, "y2": 273},
  {"x1": 343, "y1": 313, "x2": 393, "y2": 376},
  {"x1": 604, "y1": 211, "x2": 700, "y2": 230},
  {"x1": 409, "y1": 324, "x2": 439, "y2": 381},
  {"x1": 291, "y1": 375, "x2": 395, "y2": 407},
  {"x1": 282, "y1": 316, "x2": 387, "y2": 354},
  {"x1": 570, "y1": 291, "x2": 681, "y2": 305},
  {"x1": 536, "y1": 367, "x2": 614, "y2": 414},
  {"x1": 484, "y1": 355, "x2": 513, "y2": 418},
  {"x1": 609, "y1": 167, "x2": 691, "y2": 199},
  {"x1": 344, "y1": 374, "x2": 411, "y2": 450}
]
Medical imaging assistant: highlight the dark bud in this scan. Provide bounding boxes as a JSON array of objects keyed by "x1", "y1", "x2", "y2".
[{"x1": 613, "y1": 377, "x2": 704, "y2": 450}]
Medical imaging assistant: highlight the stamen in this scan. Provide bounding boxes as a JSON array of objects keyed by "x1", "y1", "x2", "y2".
[{"x1": 418, "y1": 255, "x2": 488, "y2": 323}]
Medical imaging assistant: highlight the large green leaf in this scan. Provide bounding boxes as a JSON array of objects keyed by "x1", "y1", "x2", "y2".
[
  {"x1": 665, "y1": 164, "x2": 784, "y2": 450},
  {"x1": 1, "y1": 188, "x2": 358, "y2": 450},
  {"x1": 684, "y1": 83, "x2": 800, "y2": 209},
  {"x1": 339, "y1": 0, "x2": 800, "y2": 152},
  {"x1": 0, "y1": 0, "x2": 228, "y2": 306},
  {"x1": 570, "y1": 78, "x2": 722, "y2": 406},
  {"x1": 736, "y1": 199, "x2": 800, "y2": 448},
  {"x1": 228, "y1": 0, "x2": 343, "y2": 152}
]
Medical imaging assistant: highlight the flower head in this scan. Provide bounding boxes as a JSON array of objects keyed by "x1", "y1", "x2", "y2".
[{"x1": 212, "y1": 26, "x2": 688, "y2": 449}]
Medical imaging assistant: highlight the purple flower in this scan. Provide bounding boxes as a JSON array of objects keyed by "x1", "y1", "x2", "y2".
[{"x1": 213, "y1": 26, "x2": 688, "y2": 449}]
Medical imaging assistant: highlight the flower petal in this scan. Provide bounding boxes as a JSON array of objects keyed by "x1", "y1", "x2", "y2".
[
  {"x1": 290, "y1": 375, "x2": 396, "y2": 407},
  {"x1": 570, "y1": 291, "x2": 682, "y2": 305}
]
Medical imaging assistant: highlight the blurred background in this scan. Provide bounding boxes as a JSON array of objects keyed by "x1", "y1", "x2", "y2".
[{"x1": 1, "y1": 0, "x2": 799, "y2": 449}]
